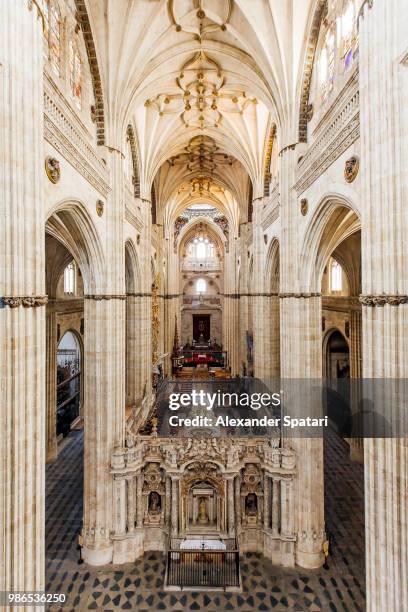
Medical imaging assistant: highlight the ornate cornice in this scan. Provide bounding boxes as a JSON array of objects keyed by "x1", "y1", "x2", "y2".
[
  {"x1": 126, "y1": 292, "x2": 152, "y2": 298},
  {"x1": 2, "y1": 295, "x2": 48, "y2": 308},
  {"x1": 279, "y1": 292, "x2": 321, "y2": 299},
  {"x1": 278, "y1": 143, "x2": 297, "y2": 157},
  {"x1": 359, "y1": 295, "x2": 408, "y2": 307},
  {"x1": 84, "y1": 294, "x2": 127, "y2": 301}
]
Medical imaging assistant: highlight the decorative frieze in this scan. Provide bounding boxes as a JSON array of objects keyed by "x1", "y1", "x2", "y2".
[
  {"x1": 359, "y1": 295, "x2": 408, "y2": 307},
  {"x1": 279, "y1": 292, "x2": 321, "y2": 299},
  {"x1": 2, "y1": 295, "x2": 48, "y2": 308},
  {"x1": 84, "y1": 294, "x2": 127, "y2": 300}
]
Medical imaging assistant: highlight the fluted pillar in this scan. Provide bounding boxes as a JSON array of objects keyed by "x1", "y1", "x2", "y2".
[
  {"x1": 82, "y1": 297, "x2": 125, "y2": 565},
  {"x1": 113, "y1": 475, "x2": 127, "y2": 536},
  {"x1": 126, "y1": 294, "x2": 138, "y2": 406},
  {"x1": 171, "y1": 477, "x2": 179, "y2": 536},
  {"x1": 252, "y1": 197, "x2": 268, "y2": 380},
  {"x1": 359, "y1": 2, "x2": 408, "y2": 609},
  {"x1": 227, "y1": 477, "x2": 235, "y2": 537},
  {"x1": 271, "y1": 477, "x2": 280, "y2": 535},
  {"x1": 165, "y1": 476, "x2": 171, "y2": 527},
  {"x1": 279, "y1": 143, "x2": 325, "y2": 569},
  {"x1": 0, "y1": 0, "x2": 45, "y2": 603},
  {"x1": 234, "y1": 475, "x2": 241, "y2": 534},
  {"x1": 263, "y1": 474, "x2": 270, "y2": 529},
  {"x1": 46, "y1": 306, "x2": 58, "y2": 462},
  {"x1": 350, "y1": 309, "x2": 363, "y2": 462},
  {"x1": 136, "y1": 472, "x2": 144, "y2": 528},
  {"x1": 126, "y1": 475, "x2": 135, "y2": 534}
]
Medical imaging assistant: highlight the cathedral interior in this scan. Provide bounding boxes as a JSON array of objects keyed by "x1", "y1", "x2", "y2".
[{"x1": 1, "y1": 1, "x2": 407, "y2": 611}]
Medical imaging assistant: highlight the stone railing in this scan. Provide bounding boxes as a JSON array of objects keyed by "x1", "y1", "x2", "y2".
[
  {"x1": 43, "y1": 74, "x2": 110, "y2": 198},
  {"x1": 262, "y1": 181, "x2": 280, "y2": 230},
  {"x1": 295, "y1": 68, "x2": 360, "y2": 194}
]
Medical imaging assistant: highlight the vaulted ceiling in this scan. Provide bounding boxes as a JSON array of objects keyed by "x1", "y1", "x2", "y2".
[{"x1": 87, "y1": 0, "x2": 315, "y2": 211}]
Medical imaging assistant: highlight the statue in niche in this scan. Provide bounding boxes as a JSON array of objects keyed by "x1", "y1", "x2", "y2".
[
  {"x1": 197, "y1": 497, "x2": 209, "y2": 524},
  {"x1": 149, "y1": 491, "x2": 161, "y2": 514},
  {"x1": 245, "y1": 493, "x2": 257, "y2": 516}
]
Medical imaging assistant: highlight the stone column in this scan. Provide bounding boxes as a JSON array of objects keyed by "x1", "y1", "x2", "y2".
[
  {"x1": 139, "y1": 198, "x2": 153, "y2": 401},
  {"x1": 263, "y1": 474, "x2": 270, "y2": 529},
  {"x1": 359, "y1": 2, "x2": 408, "y2": 610},
  {"x1": 126, "y1": 475, "x2": 136, "y2": 534},
  {"x1": 126, "y1": 293, "x2": 138, "y2": 406},
  {"x1": 349, "y1": 309, "x2": 363, "y2": 462},
  {"x1": 0, "y1": 0, "x2": 45, "y2": 602},
  {"x1": 271, "y1": 478, "x2": 280, "y2": 535},
  {"x1": 81, "y1": 297, "x2": 125, "y2": 565},
  {"x1": 136, "y1": 472, "x2": 144, "y2": 528},
  {"x1": 234, "y1": 476, "x2": 241, "y2": 534},
  {"x1": 171, "y1": 477, "x2": 179, "y2": 536},
  {"x1": 279, "y1": 142, "x2": 325, "y2": 569},
  {"x1": 46, "y1": 306, "x2": 58, "y2": 462},
  {"x1": 113, "y1": 475, "x2": 127, "y2": 536},
  {"x1": 251, "y1": 197, "x2": 268, "y2": 380},
  {"x1": 165, "y1": 476, "x2": 171, "y2": 528},
  {"x1": 227, "y1": 477, "x2": 235, "y2": 537},
  {"x1": 280, "y1": 479, "x2": 294, "y2": 538}
]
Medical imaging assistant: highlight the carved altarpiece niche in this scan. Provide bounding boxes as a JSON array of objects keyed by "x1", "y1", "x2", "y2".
[{"x1": 110, "y1": 434, "x2": 297, "y2": 565}]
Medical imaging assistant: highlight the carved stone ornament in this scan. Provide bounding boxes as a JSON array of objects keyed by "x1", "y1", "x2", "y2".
[
  {"x1": 45, "y1": 156, "x2": 61, "y2": 184},
  {"x1": 2, "y1": 295, "x2": 48, "y2": 308},
  {"x1": 300, "y1": 198, "x2": 308, "y2": 216},
  {"x1": 359, "y1": 294, "x2": 408, "y2": 307},
  {"x1": 96, "y1": 199, "x2": 104, "y2": 217},
  {"x1": 344, "y1": 155, "x2": 359, "y2": 183}
]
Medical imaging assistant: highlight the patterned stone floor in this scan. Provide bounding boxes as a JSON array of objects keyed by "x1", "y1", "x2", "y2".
[{"x1": 45, "y1": 431, "x2": 365, "y2": 611}]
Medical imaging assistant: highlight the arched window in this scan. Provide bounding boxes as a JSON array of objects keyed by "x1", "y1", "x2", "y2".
[
  {"x1": 196, "y1": 278, "x2": 206, "y2": 293},
  {"x1": 341, "y1": 0, "x2": 357, "y2": 70},
  {"x1": 63, "y1": 261, "x2": 76, "y2": 295},
  {"x1": 69, "y1": 40, "x2": 82, "y2": 109},
  {"x1": 330, "y1": 259, "x2": 343, "y2": 292},
  {"x1": 43, "y1": 0, "x2": 61, "y2": 76},
  {"x1": 319, "y1": 26, "x2": 335, "y2": 101}
]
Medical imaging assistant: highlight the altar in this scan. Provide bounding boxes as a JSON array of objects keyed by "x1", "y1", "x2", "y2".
[{"x1": 180, "y1": 538, "x2": 226, "y2": 551}]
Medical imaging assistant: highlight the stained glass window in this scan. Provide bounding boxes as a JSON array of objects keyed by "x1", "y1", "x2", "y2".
[
  {"x1": 69, "y1": 40, "x2": 82, "y2": 109},
  {"x1": 341, "y1": 0, "x2": 357, "y2": 71},
  {"x1": 43, "y1": 0, "x2": 61, "y2": 76},
  {"x1": 320, "y1": 26, "x2": 335, "y2": 101}
]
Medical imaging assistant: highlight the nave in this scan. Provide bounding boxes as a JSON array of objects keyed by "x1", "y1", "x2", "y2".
[{"x1": 45, "y1": 429, "x2": 364, "y2": 611}]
